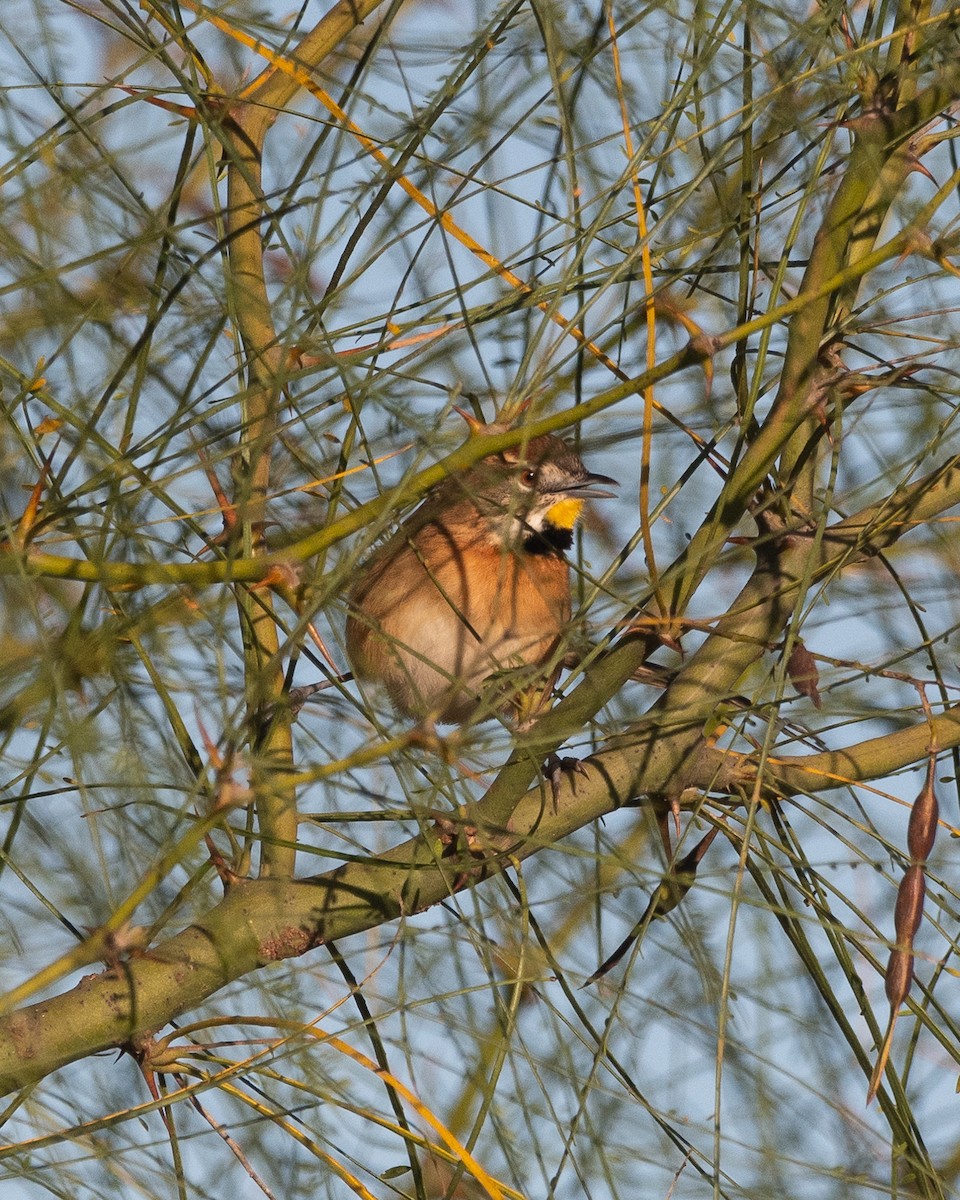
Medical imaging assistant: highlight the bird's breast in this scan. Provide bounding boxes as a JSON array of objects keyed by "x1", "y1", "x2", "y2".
[{"x1": 346, "y1": 522, "x2": 571, "y2": 722}]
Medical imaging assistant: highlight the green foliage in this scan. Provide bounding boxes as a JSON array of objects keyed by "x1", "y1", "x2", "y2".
[{"x1": 1, "y1": 1, "x2": 960, "y2": 1197}]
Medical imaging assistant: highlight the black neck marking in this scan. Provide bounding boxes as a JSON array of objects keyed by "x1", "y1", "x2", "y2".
[{"x1": 523, "y1": 524, "x2": 573, "y2": 555}]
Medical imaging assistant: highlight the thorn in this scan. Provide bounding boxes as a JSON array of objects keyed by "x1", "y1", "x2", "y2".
[
  {"x1": 903, "y1": 152, "x2": 937, "y2": 186},
  {"x1": 452, "y1": 405, "x2": 486, "y2": 435},
  {"x1": 657, "y1": 809, "x2": 673, "y2": 860}
]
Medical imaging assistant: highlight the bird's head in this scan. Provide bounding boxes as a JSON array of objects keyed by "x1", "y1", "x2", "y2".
[{"x1": 468, "y1": 435, "x2": 617, "y2": 553}]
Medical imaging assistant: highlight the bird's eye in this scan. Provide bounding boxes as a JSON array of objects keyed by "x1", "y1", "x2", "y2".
[{"x1": 520, "y1": 468, "x2": 537, "y2": 487}]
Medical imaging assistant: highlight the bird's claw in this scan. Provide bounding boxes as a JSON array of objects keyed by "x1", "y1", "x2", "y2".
[{"x1": 544, "y1": 752, "x2": 588, "y2": 813}]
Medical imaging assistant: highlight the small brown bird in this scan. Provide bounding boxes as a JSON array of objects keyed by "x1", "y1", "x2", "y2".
[{"x1": 345, "y1": 432, "x2": 616, "y2": 727}]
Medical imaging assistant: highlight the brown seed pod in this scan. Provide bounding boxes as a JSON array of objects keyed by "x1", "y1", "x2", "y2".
[
  {"x1": 870, "y1": 751, "x2": 939, "y2": 1105},
  {"x1": 884, "y1": 945, "x2": 915, "y2": 1008},
  {"x1": 907, "y1": 757, "x2": 939, "y2": 862},
  {"x1": 893, "y1": 863, "x2": 926, "y2": 944}
]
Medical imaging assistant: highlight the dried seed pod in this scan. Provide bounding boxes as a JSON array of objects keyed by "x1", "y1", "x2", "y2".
[
  {"x1": 869, "y1": 752, "x2": 939, "y2": 1103},
  {"x1": 870, "y1": 946, "x2": 915, "y2": 1103},
  {"x1": 884, "y1": 945, "x2": 915, "y2": 1008},
  {"x1": 893, "y1": 863, "x2": 926, "y2": 944},
  {"x1": 907, "y1": 757, "x2": 939, "y2": 862}
]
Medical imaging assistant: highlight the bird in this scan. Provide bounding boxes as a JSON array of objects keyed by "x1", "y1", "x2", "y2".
[{"x1": 345, "y1": 429, "x2": 616, "y2": 730}]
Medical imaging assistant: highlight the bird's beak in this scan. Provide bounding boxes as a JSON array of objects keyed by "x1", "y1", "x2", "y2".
[{"x1": 567, "y1": 471, "x2": 618, "y2": 499}]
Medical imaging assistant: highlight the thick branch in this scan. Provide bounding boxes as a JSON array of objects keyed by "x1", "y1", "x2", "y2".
[
  {"x1": 760, "y1": 706, "x2": 960, "y2": 798},
  {"x1": 2, "y1": 453, "x2": 959, "y2": 1092},
  {"x1": 5, "y1": 683, "x2": 960, "y2": 1098},
  {"x1": 2, "y1": 443, "x2": 956, "y2": 1103}
]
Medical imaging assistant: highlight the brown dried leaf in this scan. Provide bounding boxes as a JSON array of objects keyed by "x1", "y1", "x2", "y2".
[{"x1": 786, "y1": 640, "x2": 821, "y2": 708}]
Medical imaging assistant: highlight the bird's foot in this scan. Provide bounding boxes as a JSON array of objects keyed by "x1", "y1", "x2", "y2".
[
  {"x1": 544, "y1": 752, "x2": 589, "y2": 813},
  {"x1": 286, "y1": 674, "x2": 352, "y2": 716}
]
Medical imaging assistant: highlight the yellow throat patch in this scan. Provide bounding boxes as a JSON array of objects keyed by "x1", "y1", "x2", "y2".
[{"x1": 545, "y1": 498, "x2": 584, "y2": 530}]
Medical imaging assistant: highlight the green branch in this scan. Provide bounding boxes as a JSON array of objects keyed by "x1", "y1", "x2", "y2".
[{"x1": 2, "y1": 451, "x2": 957, "y2": 1094}]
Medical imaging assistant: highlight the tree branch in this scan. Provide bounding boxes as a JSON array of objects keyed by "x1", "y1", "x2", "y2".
[{"x1": 2, "y1": 452, "x2": 958, "y2": 1094}]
